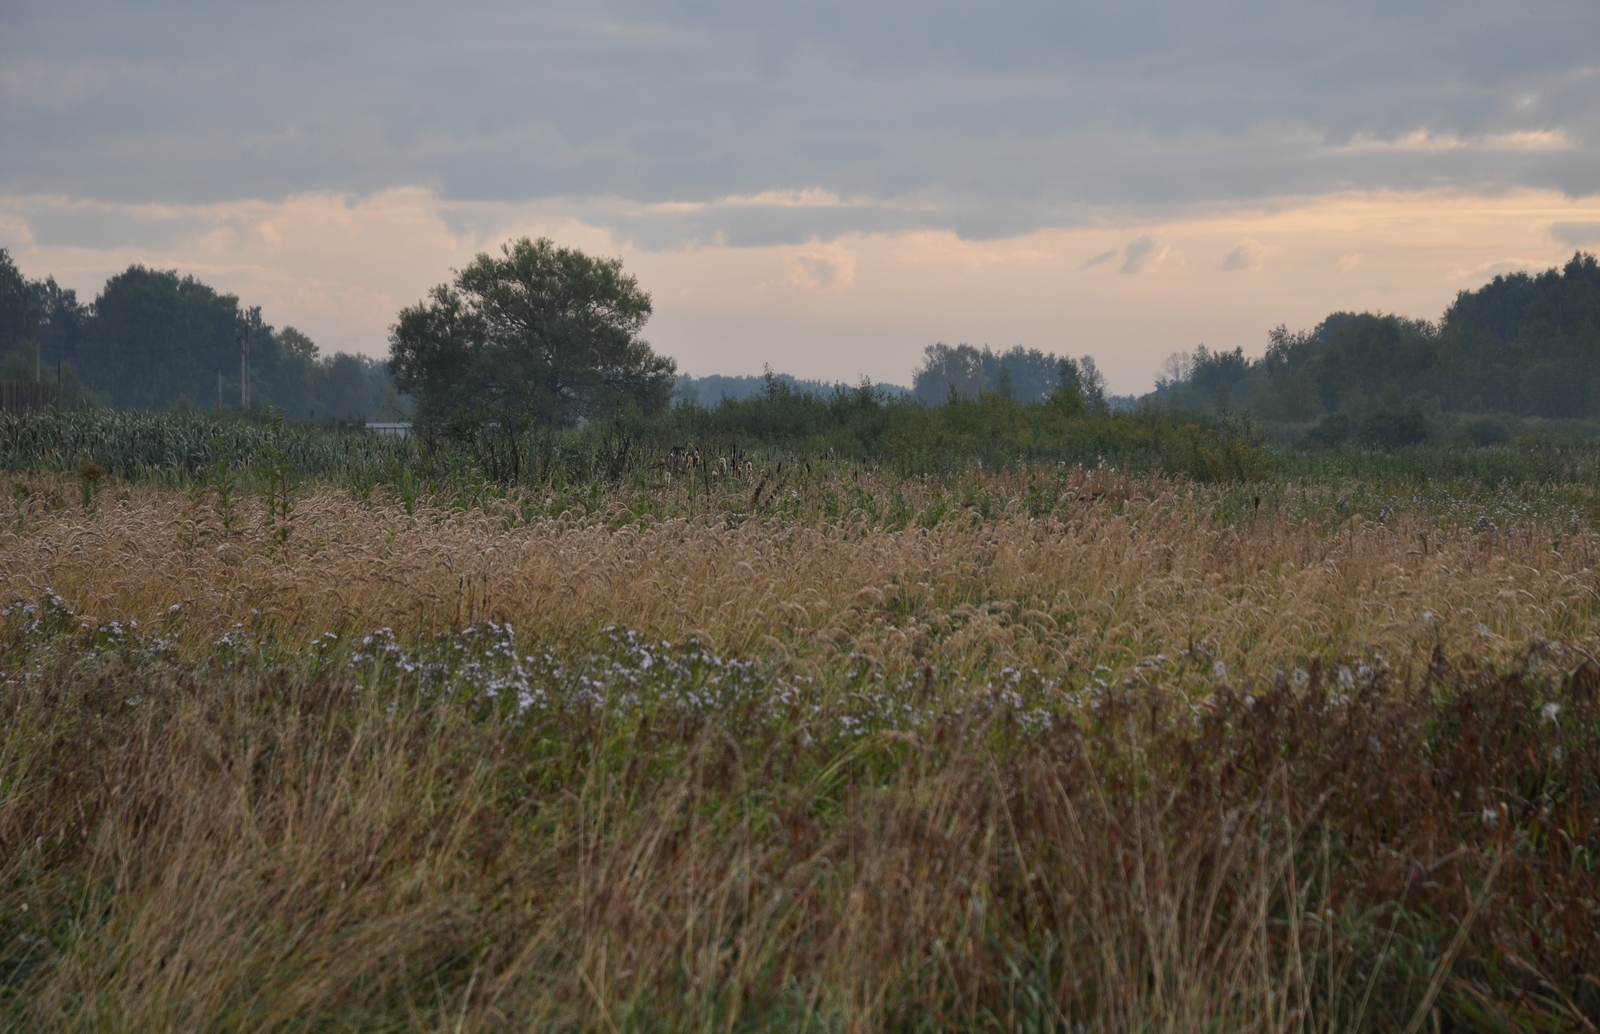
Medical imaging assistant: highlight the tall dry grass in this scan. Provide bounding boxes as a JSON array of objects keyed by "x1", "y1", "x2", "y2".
[
  {"x1": 3, "y1": 632, "x2": 1596, "y2": 1030},
  {"x1": 4, "y1": 470, "x2": 1600, "y2": 681},
  {"x1": 4, "y1": 469, "x2": 1600, "y2": 1030}
]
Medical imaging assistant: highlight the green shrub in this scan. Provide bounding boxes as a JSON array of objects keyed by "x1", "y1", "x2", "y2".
[
  {"x1": 1461, "y1": 413, "x2": 1512, "y2": 448},
  {"x1": 1359, "y1": 404, "x2": 1431, "y2": 450},
  {"x1": 1302, "y1": 412, "x2": 1353, "y2": 449}
]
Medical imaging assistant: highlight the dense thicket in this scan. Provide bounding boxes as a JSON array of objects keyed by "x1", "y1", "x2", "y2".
[
  {"x1": 661, "y1": 376, "x2": 1188, "y2": 474},
  {"x1": 1153, "y1": 252, "x2": 1600, "y2": 442},
  {"x1": 0, "y1": 249, "x2": 405, "y2": 421}
]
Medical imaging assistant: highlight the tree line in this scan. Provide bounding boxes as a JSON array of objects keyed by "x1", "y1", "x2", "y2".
[
  {"x1": 0, "y1": 249, "x2": 406, "y2": 421},
  {"x1": 2, "y1": 237, "x2": 1132, "y2": 434},
  {"x1": 18, "y1": 235, "x2": 1592, "y2": 455},
  {"x1": 1151, "y1": 252, "x2": 1600, "y2": 445}
]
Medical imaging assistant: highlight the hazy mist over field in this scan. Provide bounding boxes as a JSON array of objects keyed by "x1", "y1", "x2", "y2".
[{"x1": 3, "y1": 0, "x2": 1599, "y2": 390}]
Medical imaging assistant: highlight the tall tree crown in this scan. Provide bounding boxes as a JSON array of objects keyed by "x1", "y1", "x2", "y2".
[{"x1": 389, "y1": 237, "x2": 674, "y2": 433}]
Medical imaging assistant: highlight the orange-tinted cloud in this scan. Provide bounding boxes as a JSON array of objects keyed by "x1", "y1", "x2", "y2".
[{"x1": 5, "y1": 187, "x2": 1599, "y2": 393}]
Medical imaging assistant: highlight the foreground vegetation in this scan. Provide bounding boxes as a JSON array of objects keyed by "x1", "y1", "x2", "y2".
[{"x1": 3, "y1": 443, "x2": 1600, "y2": 1030}]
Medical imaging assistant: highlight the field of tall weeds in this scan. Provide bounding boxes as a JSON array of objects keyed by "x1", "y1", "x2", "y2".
[{"x1": 2, "y1": 464, "x2": 1599, "y2": 1030}]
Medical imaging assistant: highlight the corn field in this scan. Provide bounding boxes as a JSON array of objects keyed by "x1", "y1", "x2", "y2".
[{"x1": 0, "y1": 408, "x2": 417, "y2": 483}]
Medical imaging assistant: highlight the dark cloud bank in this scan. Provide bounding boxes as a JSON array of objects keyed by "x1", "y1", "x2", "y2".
[{"x1": 3, "y1": 0, "x2": 1597, "y2": 248}]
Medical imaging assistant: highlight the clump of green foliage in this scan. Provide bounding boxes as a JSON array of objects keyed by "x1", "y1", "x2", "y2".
[
  {"x1": 657, "y1": 374, "x2": 1264, "y2": 479},
  {"x1": 388, "y1": 237, "x2": 677, "y2": 481}
]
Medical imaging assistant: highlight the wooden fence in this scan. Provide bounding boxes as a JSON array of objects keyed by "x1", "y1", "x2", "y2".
[{"x1": 0, "y1": 382, "x2": 65, "y2": 413}]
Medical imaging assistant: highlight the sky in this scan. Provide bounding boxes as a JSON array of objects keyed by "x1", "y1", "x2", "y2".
[{"x1": 3, "y1": 0, "x2": 1599, "y2": 392}]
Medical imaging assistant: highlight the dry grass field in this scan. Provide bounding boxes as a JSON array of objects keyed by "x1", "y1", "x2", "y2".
[
  {"x1": 3, "y1": 467, "x2": 1599, "y2": 1030},
  {"x1": 5, "y1": 468, "x2": 1599, "y2": 677}
]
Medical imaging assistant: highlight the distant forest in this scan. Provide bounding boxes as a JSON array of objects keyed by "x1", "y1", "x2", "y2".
[
  {"x1": 0, "y1": 250, "x2": 407, "y2": 421},
  {"x1": 1152, "y1": 252, "x2": 1600, "y2": 446},
  {"x1": 8, "y1": 245, "x2": 1599, "y2": 445}
]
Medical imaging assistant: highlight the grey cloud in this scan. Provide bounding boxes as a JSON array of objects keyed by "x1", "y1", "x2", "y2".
[
  {"x1": 577, "y1": 200, "x2": 937, "y2": 251},
  {"x1": 6, "y1": 200, "x2": 218, "y2": 252},
  {"x1": 2, "y1": 0, "x2": 1598, "y2": 247},
  {"x1": 1120, "y1": 238, "x2": 1159, "y2": 274},
  {"x1": 790, "y1": 254, "x2": 849, "y2": 288},
  {"x1": 1219, "y1": 240, "x2": 1265, "y2": 272},
  {"x1": 1082, "y1": 249, "x2": 1117, "y2": 268},
  {"x1": 1550, "y1": 221, "x2": 1600, "y2": 245}
]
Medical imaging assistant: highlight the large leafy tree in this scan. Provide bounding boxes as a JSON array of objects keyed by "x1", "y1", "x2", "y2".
[
  {"x1": 389, "y1": 237, "x2": 675, "y2": 473},
  {"x1": 84, "y1": 265, "x2": 242, "y2": 409}
]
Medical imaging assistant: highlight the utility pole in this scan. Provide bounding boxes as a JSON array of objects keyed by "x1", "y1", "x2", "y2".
[
  {"x1": 239, "y1": 329, "x2": 250, "y2": 409},
  {"x1": 217, "y1": 369, "x2": 223, "y2": 410}
]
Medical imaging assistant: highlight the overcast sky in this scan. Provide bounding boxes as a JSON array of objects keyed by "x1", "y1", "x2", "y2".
[{"x1": 4, "y1": 0, "x2": 1599, "y2": 390}]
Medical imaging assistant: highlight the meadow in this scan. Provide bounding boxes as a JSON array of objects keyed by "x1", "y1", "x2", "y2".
[{"x1": 2, "y1": 407, "x2": 1600, "y2": 1030}]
